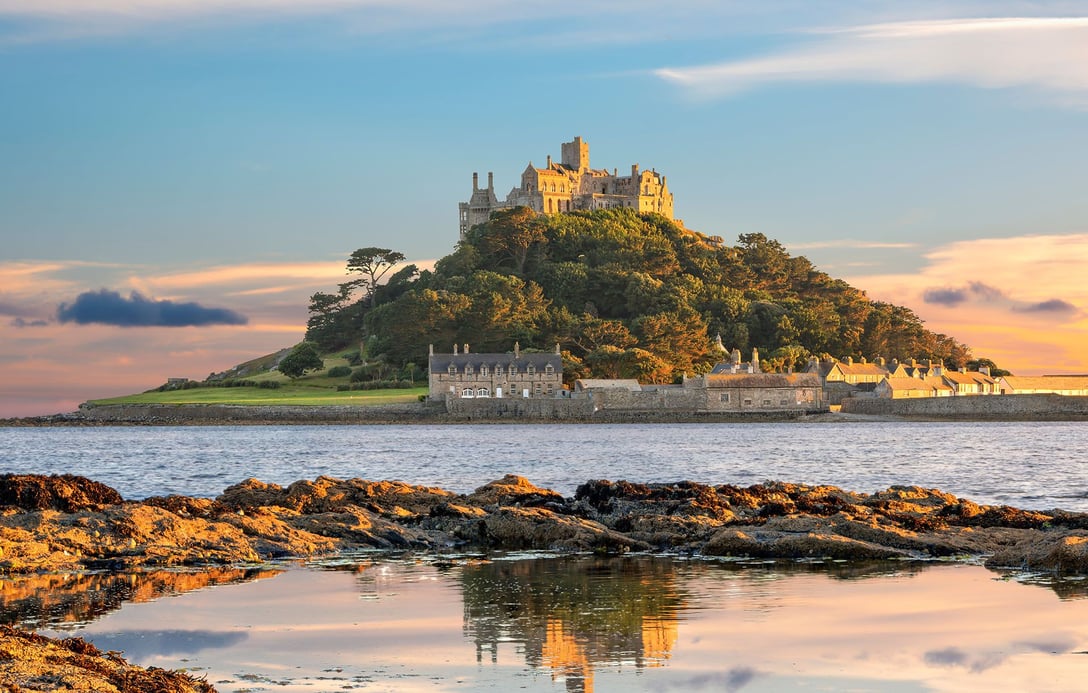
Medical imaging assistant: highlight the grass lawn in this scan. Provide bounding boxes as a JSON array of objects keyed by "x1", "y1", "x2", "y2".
[{"x1": 89, "y1": 386, "x2": 428, "y2": 407}]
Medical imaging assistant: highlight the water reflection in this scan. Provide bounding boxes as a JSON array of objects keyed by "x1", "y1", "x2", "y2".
[
  {"x1": 458, "y1": 556, "x2": 684, "y2": 691},
  {"x1": 0, "y1": 566, "x2": 279, "y2": 630},
  {"x1": 9, "y1": 557, "x2": 1088, "y2": 692}
]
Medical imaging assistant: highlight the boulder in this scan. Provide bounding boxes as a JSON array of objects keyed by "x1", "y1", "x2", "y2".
[{"x1": 0, "y1": 474, "x2": 122, "y2": 512}]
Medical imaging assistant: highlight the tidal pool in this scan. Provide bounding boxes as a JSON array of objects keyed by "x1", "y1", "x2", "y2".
[{"x1": 13, "y1": 555, "x2": 1088, "y2": 692}]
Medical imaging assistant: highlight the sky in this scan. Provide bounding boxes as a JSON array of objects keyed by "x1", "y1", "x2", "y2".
[{"x1": 2, "y1": 0, "x2": 1088, "y2": 417}]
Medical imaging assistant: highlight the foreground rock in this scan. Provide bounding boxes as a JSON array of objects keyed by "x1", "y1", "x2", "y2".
[
  {"x1": 1, "y1": 473, "x2": 1087, "y2": 575},
  {"x1": 0, "y1": 625, "x2": 214, "y2": 692}
]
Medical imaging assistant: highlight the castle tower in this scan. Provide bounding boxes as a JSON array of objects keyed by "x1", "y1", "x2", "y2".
[{"x1": 561, "y1": 137, "x2": 589, "y2": 172}]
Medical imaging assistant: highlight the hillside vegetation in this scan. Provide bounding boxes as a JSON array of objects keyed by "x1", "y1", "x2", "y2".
[{"x1": 307, "y1": 208, "x2": 974, "y2": 384}]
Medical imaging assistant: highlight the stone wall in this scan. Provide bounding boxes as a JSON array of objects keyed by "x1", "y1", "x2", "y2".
[
  {"x1": 841, "y1": 394, "x2": 1088, "y2": 420},
  {"x1": 78, "y1": 403, "x2": 441, "y2": 424}
]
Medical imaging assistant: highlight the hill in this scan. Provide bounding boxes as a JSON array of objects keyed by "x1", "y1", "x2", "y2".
[{"x1": 305, "y1": 207, "x2": 977, "y2": 384}]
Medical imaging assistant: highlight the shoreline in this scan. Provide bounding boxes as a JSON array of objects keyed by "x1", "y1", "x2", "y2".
[{"x1": 7, "y1": 401, "x2": 1087, "y2": 426}]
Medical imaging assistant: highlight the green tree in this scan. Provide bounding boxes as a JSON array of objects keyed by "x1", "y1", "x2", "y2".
[
  {"x1": 278, "y1": 342, "x2": 324, "y2": 379},
  {"x1": 347, "y1": 247, "x2": 407, "y2": 308}
]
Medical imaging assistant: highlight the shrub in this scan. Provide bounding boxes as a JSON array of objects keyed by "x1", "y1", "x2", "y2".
[{"x1": 327, "y1": 365, "x2": 352, "y2": 378}]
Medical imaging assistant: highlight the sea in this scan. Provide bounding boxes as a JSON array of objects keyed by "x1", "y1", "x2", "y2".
[{"x1": 3, "y1": 421, "x2": 1088, "y2": 692}]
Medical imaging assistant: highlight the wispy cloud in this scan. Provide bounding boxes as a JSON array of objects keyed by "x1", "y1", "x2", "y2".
[
  {"x1": 655, "y1": 17, "x2": 1088, "y2": 104},
  {"x1": 789, "y1": 240, "x2": 918, "y2": 250}
]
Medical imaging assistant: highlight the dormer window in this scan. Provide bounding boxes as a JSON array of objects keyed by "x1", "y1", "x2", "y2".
[
  {"x1": 509, "y1": 365, "x2": 518, "y2": 376},
  {"x1": 495, "y1": 365, "x2": 503, "y2": 376},
  {"x1": 527, "y1": 364, "x2": 536, "y2": 376},
  {"x1": 480, "y1": 365, "x2": 489, "y2": 376},
  {"x1": 465, "y1": 364, "x2": 474, "y2": 375},
  {"x1": 447, "y1": 365, "x2": 456, "y2": 376},
  {"x1": 544, "y1": 364, "x2": 554, "y2": 375}
]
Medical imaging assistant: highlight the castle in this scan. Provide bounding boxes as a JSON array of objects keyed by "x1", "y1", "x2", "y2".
[{"x1": 459, "y1": 137, "x2": 676, "y2": 237}]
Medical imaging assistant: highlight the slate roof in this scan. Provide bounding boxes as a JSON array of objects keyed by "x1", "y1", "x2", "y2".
[
  {"x1": 943, "y1": 371, "x2": 996, "y2": 386},
  {"x1": 1000, "y1": 376, "x2": 1088, "y2": 392},
  {"x1": 575, "y1": 379, "x2": 642, "y2": 392},
  {"x1": 429, "y1": 352, "x2": 562, "y2": 374},
  {"x1": 881, "y1": 376, "x2": 954, "y2": 394},
  {"x1": 702, "y1": 373, "x2": 822, "y2": 388}
]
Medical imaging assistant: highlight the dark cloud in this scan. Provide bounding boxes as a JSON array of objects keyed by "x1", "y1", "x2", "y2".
[
  {"x1": 56, "y1": 289, "x2": 247, "y2": 327},
  {"x1": 0, "y1": 299, "x2": 36, "y2": 318},
  {"x1": 922, "y1": 287, "x2": 968, "y2": 306},
  {"x1": 10, "y1": 318, "x2": 50, "y2": 328},
  {"x1": 1014, "y1": 299, "x2": 1077, "y2": 314},
  {"x1": 924, "y1": 647, "x2": 968, "y2": 666},
  {"x1": 657, "y1": 667, "x2": 761, "y2": 691},
  {"x1": 966, "y1": 281, "x2": 1006, "y2": 301}
]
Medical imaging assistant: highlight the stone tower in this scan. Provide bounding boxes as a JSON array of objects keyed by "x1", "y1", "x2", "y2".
[{"x1": 561, "y1": 136, "x2": 590, "y2": 172}]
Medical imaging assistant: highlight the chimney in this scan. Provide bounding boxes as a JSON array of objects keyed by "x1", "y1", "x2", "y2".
[
  {"x1": 555, "y1": 343, "x2": 561, "y2": 355},
  {"x1": 487, "y1": 171, "x2": 494, "y2": 191},
  {"x1": 845, "y1": 356, "x2": 853, "y2": 365},
  {"x1": 453, "y1": 344, "x2": 458, "y2": 355},
  {"x1": 472, "y1": 172, "x2": 478, "y2": 191},
  {"x1": 547, "y1": 155, "x2": 552, "y2": 168},
  {"x1": 514, "y1": 341, "x2": 520, "y2": 358},
  {"x1": 429, "y1": 344, "x2": 434, "y2": 356},
  {"x1": 631, "y1": 164, "x2": 638, "y2": 177},
  {"x1": 463, "y1": 344, "x2": 469, "y2": 354}
]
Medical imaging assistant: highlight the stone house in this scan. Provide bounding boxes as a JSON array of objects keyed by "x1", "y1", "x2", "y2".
[
  {"x1": 688, "y1": 372, "x2": 824, "y2": 412},
  {"x1": 999, "y1": 375, "x2": 1088, "y2": 396},
  {"x1": 428, "y1": 343, "x2": 564, "y2": 401},
  {"x1": 875, "y1": 376, "x2": 955, "y2": 399},
  {"x1": 459, "y1": 137, "x2": 676, "y2": 237},
  {"x1": 942, "y1": 369, "x2": 999, "y2": 395}
]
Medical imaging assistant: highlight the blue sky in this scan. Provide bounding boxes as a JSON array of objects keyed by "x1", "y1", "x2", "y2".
[{"x1": 2, "y1": 1, "x2": 1088, "y2": 416}]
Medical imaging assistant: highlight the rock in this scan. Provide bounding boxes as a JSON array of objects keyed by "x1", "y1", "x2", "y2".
[
  {"x1": 0, "y1": 625, "x2": 216, "y2": 692},
  {"x1": 469, "y1": 507, "x2": 644, "y2": 553},
  {"x1": 0, "y1": 474, "x2": 123, "y2": 512},
  {"x1": 465, "y1": 474, "x2": 564, "y2": 508}
]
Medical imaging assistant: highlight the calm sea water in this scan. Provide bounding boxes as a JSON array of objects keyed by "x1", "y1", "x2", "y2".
[{"x1": 1, "y1": 421, "x2": 1086, "y2": 511}]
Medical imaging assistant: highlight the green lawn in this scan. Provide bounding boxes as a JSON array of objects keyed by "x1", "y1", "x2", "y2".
[{"x1": 89, "y1": 385, "x2": 428, "y2": 407}]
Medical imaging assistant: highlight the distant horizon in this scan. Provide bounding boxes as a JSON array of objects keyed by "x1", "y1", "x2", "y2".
[{"x1": 3, "y1": 1, "x2": 1087, "y2": 417}]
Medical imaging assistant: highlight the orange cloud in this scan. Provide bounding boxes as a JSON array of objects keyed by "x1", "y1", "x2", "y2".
[{"x1": 845, "y1": 233, "x2": 1088, "y2": 375}]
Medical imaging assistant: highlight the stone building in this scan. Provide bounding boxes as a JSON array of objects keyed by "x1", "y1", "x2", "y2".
[
  {"x1": 428, "y1": 343, "x2": 564, "y2": 401},
  {"x1": 459, "y1": 137, "x2": 675, "y2": 237},
  {"x1": 999, "y1": 375, "x2": 1088, "y2": 396}
]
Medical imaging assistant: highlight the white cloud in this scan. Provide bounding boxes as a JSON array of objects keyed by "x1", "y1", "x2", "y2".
[{"x1": 655, "y1": 17, "x2": 1088, "y2": 103}]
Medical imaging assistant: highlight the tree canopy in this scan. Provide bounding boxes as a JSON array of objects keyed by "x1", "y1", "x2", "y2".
[{"x1": 306, "y1": 207, "x2": 993, "y2": 382}]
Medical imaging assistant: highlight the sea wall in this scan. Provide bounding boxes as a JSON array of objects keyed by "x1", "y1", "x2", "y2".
[
  {"x1": 77, "y1": 402, "x2": 442, "y2": 424},
  {"x1": 841, "y1": 394, "x2": 1088, "y2": 420}
]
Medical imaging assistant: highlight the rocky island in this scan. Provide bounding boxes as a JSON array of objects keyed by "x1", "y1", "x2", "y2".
[{"x1": 4, "y1": 471, "x2": 1088, "y2": 690}]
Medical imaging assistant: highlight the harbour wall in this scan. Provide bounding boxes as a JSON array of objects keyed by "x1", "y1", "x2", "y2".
[{"x1": 840, "y1": 394, "x2": 1088, "y2": 420}]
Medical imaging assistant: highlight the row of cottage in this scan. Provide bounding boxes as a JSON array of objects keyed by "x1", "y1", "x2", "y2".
[
  {"x1": 808, "y1": 356, "x2": 1088, "y2": 403},
  {"x1": 428, "y1": 343, "x2": 1088, "y2": 414}
]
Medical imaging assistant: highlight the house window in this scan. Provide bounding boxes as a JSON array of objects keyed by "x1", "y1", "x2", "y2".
[
  {"x1": 476, "y1": 388, "x2": 490, "y2": 398},
  {"x1": 461, "y1": 388, "x2": 475, "y2": 398},
  {"x1": 534, "y1": 383, "x2": 543, "y2": 394},
  {"x1": 447, "y1": 365, "x2": 456, "y2": 376},
  {"x1": 494, "y1": 365, "x2": 503, "y2": 376},
  {"x1": 527, "y1": 364, "x2": 536, "y2": 376},
  {"x1": 545, "y1": 364, "x2": 554, "y2": 375},
  {"x1": 465, "y1": 365, "x2": 474, "y2": 375},
  {"x1": 780, "y1": 399, "x2": 789, "y2": 406},
  {"x1": 720, "y1": 393, "x2": 730, "y2": 402},
  {"x1": 762, "y1": 399, "x2": 771, "y2": 407},
  {"x1": 743, "y1": 398, "x2": 752, "y2": 406},
  {"x1": 546, "y1": 383, "x2": 554, "y2": 395},
  {"x1": 480, "y1": 365, "x2": 489, "y2": 376},
  {"x1": 509, "y1": 365, "x2": 518, "y2": 376}
]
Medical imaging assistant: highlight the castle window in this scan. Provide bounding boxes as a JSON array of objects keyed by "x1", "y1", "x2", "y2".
[
  {"x1": 447, "y1": 365, "x2": 456, "y2": 376},
  {"x1": 476, "y1": 388, "x2": 491, "y2": 398},
  {"x1": 465, "y1": 364, "x2": 474, "y2": 375},
  {"x1": 461, "y1": 388, "x2": 475, "y2": 398},
  {"x1": 495, "y1": 365, "x2": 503, "y2": 376},
  {"x1": 510, "y1": 365, "x2": 518, "y2": 376},
  {"x1": 480, "y1": 365, "x2": 489, "y2": 376},
  {"x1": 544, "y1": 364, "x2": 554, "y2": 375},
  {"x1": 527, "y1": 364, "x2": 536, "y2": 376}
]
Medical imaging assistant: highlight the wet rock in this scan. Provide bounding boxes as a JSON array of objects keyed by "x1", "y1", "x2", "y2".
[
  {"x1": 0, "y1": 625, "x2": 216, "y2": 692},
  {"x1": 469, "y1": 507, "x2": 645, "y2": 553},
  {"x1": 0, "y1": 474, "x2": 122, "y2": 512},
  {"x1": 703, "y1": 527, "x2": 909, "y2": 560}
]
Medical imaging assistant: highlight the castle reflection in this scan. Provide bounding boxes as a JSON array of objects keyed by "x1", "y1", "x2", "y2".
[{"x1": 458, "y1": 556, "x2": 684, "y2": 692}]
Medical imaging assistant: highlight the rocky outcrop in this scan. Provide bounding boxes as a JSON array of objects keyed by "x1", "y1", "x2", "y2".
[
  {"x1": 0, "y1": 625, "x2": 215, "y2": 692},
  {"x1": 2, "y1": 474, "x2": 1088, "y2": 575}
]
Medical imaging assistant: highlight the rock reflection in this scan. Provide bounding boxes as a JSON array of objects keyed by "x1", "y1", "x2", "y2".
[
  {"x1": 0, "y1": 567, "x2": 280, "y2": 630},
  {"x1": 459, "y1": 556, "x2": 685, "y2": 691}
]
